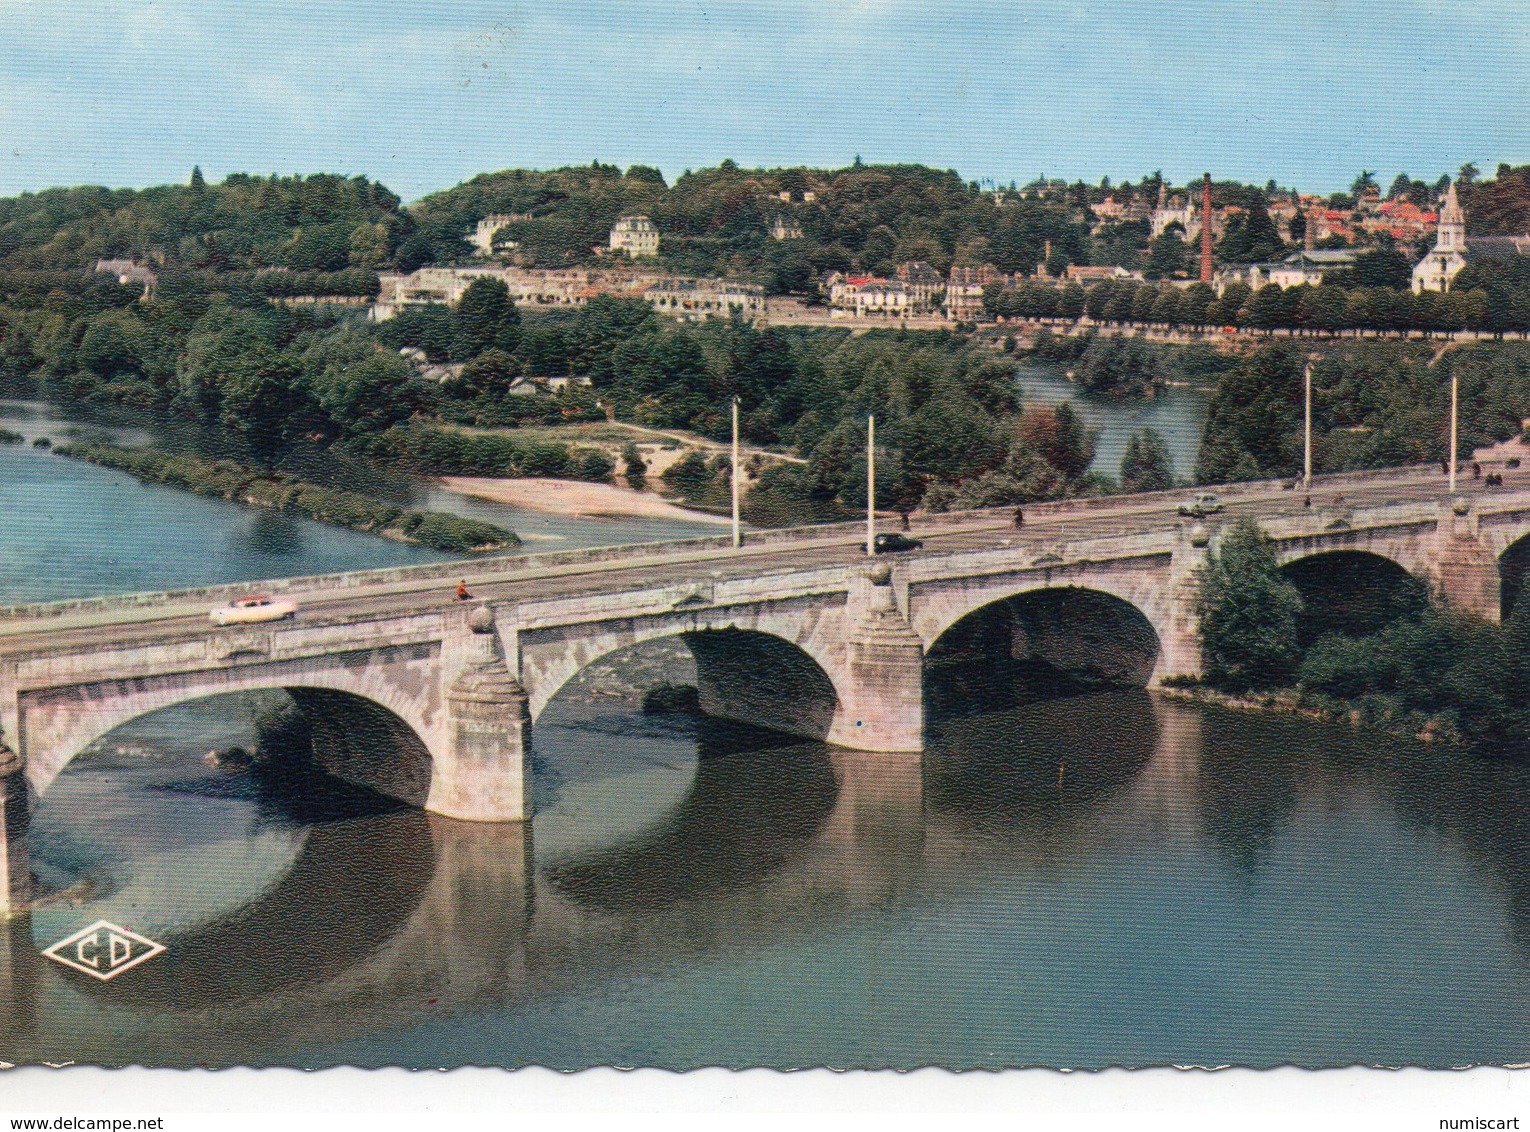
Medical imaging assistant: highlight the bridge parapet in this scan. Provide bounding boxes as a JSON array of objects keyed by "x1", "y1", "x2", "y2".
[{"x1": 0, "y1": 460, "x2": 1481, "y2": 628}]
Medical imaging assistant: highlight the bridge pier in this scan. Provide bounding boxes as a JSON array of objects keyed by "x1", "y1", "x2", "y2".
[
  {"x1": 830, "y1": 566, "x2": 924, "y2": 753},
  {"x1": 0, "y1": 745, "x2": 28, "y2": 918},
  {"x1": 1152, "y1": 526, "x2": 1209, "y2": 685},
  {"x1": 428, "y1": 607, "x2": 531, "y2": 823},
  {"x1": 1435, "y1": 503, "x2": 1501, "y2": 621}
]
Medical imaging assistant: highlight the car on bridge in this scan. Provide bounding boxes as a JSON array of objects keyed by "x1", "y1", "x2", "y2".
[
  {"x1": 1177, "y1": 492, "x2": 1224, "y2": 518},
  {"x1": 209, "y1": 595, "x2": 299, "y2": 625},
  {"x1": 873, "y1": 533, "x2": 924, "y2": 554}
]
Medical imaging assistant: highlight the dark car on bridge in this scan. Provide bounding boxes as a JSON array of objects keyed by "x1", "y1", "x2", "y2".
[{"x1": 873, "y1": 533, "x2": 923, "y2": 554}]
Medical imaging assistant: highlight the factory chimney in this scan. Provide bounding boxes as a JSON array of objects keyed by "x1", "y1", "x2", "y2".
[{"x1": 1200, "y1": 173, "x2": 1214, "y2": 285}]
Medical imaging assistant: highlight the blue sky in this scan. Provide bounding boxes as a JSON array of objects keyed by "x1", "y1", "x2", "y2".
[{"x1": 2, "y1": 0, "x2": 1527, "y2": 202}]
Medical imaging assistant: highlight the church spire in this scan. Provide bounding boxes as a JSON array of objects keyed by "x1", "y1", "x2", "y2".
[{"x1": 1436, "y1": 179, "x2": 1465, "y2": 253}]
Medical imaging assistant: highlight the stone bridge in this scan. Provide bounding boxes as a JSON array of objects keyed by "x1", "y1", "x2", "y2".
[{"x1": 1, "y1": 468, "x2": 1528, "y2": 914}]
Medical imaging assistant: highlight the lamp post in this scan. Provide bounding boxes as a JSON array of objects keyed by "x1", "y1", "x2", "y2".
[
  {"x1": 1449, "y1": 371, "x2": 1459, "y2": 495},
  {"x1": 865, "y1": 414, "x2": 876, "y2": 557},
  {"x1": 1303, "y1": 360, "x2": 1313, "y2": 491},
  {"x1": 730, "y1": 396, "x2": 741, "y2": 549}
]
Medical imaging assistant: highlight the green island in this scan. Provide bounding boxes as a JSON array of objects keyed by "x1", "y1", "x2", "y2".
[{"x1": 54, "y1": 441, "x2": 518, "y2": 553}]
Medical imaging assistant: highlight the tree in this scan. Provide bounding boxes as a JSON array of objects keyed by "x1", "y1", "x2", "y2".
[
  {"x1": 1121, "y1": 428, "x2": 1174, "y2": 492},
  {"x1": 1216, "y1": 188, "x2": 1285, "y2": 263},
  {"x1": 1297, "y1": 285, "x2": 1350, "y2": 334},
  {"x1": 1196, "y1": 518, "x2": 1305, "y2": 692},
  {"x1": 621, "y1": 441, "x2": 647, "y2": 489},
  {"x1": 452, "y1": 278, "x2": 521, "y2": 359},
  {"x1": 452, "y1": 348, "x2": 517, "y2": 398},
  {"x1": 1145, "y1": 234, "x2": 1188, "y2": 279},
  {"x1": 1017, "y1": 402, "x2": 1095, "y2": 479},
  {"x1": 661, "y1": 449, "x2": 714, "y2": 500},
  {"x1": 1351, "y1": 171, "x2": 1378, "y2": 197},
  {"x1": 1180, "y1": 282, "x2": 1215, "y2": 327},
  {"x1": 1350, "y1": 245, "x2": 1413, "y2": 290},
  {"x1": 1239, "y1": 284, "x2": 1296, "y2": 331},
  {"x1": 348, "y1": 222, "x2": 390, "y2": 270},
  {"x1": 218, "y1": 349, "x2": 311, "y2": 469}
]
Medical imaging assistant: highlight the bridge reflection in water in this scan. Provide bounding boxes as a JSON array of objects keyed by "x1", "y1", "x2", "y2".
[
  {"x1": 0, "y1": 667, "x2": 1184, "y2": 1067},
  {"x1": 5, "y1": 675, "x2": 1530, "y2": 1069}
]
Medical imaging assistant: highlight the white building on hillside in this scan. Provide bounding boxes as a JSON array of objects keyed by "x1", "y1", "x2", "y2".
[
  {"x1": 609, "y1": 215, "x2": 661, "y2": 258},
  {"x1": 469, "y1": 214, "x2": 529, "y2": 257},
  {"x1": 1413, "y1": 181, "x2": 1468, "y2": 293},
  {"x1": 645, "y1": 278, "x2": 765, "y2": 321}
]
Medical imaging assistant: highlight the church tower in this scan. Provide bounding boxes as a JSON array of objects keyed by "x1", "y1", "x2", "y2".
[
  {"x1": 1412, "y1": 180, "x2": 1468, "y2": 293},
  {"x1": 1436, "y1": 180, "x2": 1466, "y2": 254}
]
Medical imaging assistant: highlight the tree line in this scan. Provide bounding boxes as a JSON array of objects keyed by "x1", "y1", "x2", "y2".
[{"x1": 1192, "y1": 341, "x2": 1530, "y2": 484}]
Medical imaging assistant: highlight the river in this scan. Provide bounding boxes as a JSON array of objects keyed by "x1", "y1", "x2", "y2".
[
  {"x1": 5, "y1": 397, "x2": 1530, "y2": 1070},
  {"x1": 1012, "y1": 358, "x2": 1210, "y2": 483}
]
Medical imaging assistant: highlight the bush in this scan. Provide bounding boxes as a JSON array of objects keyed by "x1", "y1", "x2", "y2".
[{"x1": 570, "y1": 447, "x2": 615, "y2": 483}]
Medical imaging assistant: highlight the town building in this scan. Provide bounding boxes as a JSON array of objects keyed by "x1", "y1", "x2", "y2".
[
  {"x1": 895, "y1": 261, "x2": 946, "y2": 310},
  {"x1": 468, "y1": 214, "x2": 531, "y2": 257},
  {"x1": 770, "y1": 215, "x2": 804, "y2": 240},
  {"x1": 506, "y1": 374, "x2": 594, "y2": 397},
  {"x1": 644, "y1": 278, "x2": 766, "y2": 321},
  {"x1": 1065, "y1": 265, "x2": 1144, "y2": 284},
  {"x1": 371, "y1": 265, "x2": 763, "y2": 323},
  {"x1": 945, "y1": 264, "x2": 1006, "y2": 322},
  {"x1": 93, "y1": 257, "x2": 157, "y2": 299},
  {"x1": 1218, "y1": 248, "x2": 1360, "y2": 292},
  {"x1": 825, "y1": 274, "x2": 914, "y2": 317},
  {"x1": 1150, "y1": 194, "x2": 1199, "y2": 240},
  {"x1": 609, "y1": 215, "x2": 661, "y2": 258},
  {"x1": 1090, "y1": 196, "x2": 1126, "y2": 223}
]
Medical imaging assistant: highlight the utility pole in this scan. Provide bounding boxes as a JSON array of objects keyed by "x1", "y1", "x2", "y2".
[
  {"x1": 1449, "y1": 371, "x2": 1459, "y2": 495},
  {"x1": 730, "y1": 396, "x2": 741, "y2": 549},
  {"x1": 1303, "y1": 360, "x2": 1313, "y2": 490},
  {"x1": 866, "y1": 414, "x2": 876, "y2": 557}
]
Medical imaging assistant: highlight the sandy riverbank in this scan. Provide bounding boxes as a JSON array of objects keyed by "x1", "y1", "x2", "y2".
[{"x1": 438, "y1": 476, "x2": 733, "y2": 525}]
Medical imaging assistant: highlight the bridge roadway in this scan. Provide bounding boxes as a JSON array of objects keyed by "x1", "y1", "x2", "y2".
[{"x1": 0, "y1": 460, "x2": 1502, "y2": 656}]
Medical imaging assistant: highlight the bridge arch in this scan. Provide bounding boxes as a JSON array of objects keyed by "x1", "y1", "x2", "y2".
[
  {"x1": 1274, "y1": 540, "x2": 1432, "y2": 584},
  {"x1": 521, "y1": 618, "x2": 843, "y2": 743},
  {"x1": 19, "y1": 644, "x2": 445, "y2": 808},
  {"x1": 923, "y1": 583, "x2": 1163, "y2": 717},
  {"x1": 1497, "y1": 532, "x2": 1530, "y2": 618},
  {"x1": 1277, "y1": 549, "x2": 1430, "y2": 643}
]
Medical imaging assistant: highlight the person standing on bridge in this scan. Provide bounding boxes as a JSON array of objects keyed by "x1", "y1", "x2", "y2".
[{"x1": 455, "y1": 580, "x2": 472, "y2": 601}]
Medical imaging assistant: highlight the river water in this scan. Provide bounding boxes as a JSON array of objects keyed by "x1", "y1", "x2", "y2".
[
  {"x1": 1012, "y1": 359, "x2": 1209, "y2": 483},
  {"x1": 5, "y1": 397, "x2": 1530, "y2": 1070}
]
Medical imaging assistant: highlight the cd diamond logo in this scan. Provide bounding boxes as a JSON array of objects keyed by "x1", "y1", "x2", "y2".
[{"x1": 41, "y1": 921, "x2": 165, "y2": 981}]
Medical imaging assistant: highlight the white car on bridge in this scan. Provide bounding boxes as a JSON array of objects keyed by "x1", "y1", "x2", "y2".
[
  {"x1": 209, "y1": 595, "x2": 299, "y2": 626},
  {"x1": 1177, "y1": 492, "x2": 1224, "y2": 518}
]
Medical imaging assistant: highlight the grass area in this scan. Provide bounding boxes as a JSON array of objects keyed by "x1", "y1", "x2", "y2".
[{"x1": 438, "y1": 421, "x2": 677, "y2": 446}]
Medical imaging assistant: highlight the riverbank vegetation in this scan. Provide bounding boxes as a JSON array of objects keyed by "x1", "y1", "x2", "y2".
[
  {"x1": 14, "y1": 164, "x2": 1530, "y2": 531},
  {"x1": 1192, "y1": 519, "x2": 1530, "y2": 755},
  {"x1": 1193, "y1": 340, "x2": 1530, "y2": 483},
  {"x1": 55, "y1": 442, "x2": 518, "y2": 552}
]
